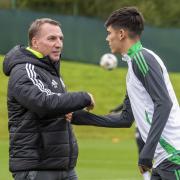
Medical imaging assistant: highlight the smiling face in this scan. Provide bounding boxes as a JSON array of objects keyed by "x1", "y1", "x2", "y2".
[{"x1": 31, "y1": 23, "x2": 64, "y2": 62}]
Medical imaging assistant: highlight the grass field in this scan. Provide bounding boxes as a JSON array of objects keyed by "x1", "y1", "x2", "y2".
[
  {"x1": 0, "y1": 138, "x2": 141, "y2": 180},
  {"x1": 0, "y1": 55, "x2": 180, "y2": 180}
]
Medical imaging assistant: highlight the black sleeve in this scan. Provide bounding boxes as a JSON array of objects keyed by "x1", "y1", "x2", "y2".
[
  {"x1": 10, "y1": 67, "x2": 91, "y2": 118},
  {"x1": 110, "y1": 104, "x2": 124, "y2": 113},
  {"x1": 72, "y1": 94, "x2": 134, "y2": 128},
  {"x1": 132, "y1": 50, "x2": 173, "y2": 168}
]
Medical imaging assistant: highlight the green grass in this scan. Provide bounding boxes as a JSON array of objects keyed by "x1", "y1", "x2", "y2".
[
  {"x1": 0, "y1": 138, "x2": 141, "y2": 180},
  {"x1": 0, "y1": 140, "x2": 11, "y2": 180},
  {"x1": 1, "y1": 55, "x2": 180, "y2": 180},
  {"x1": 77, "y1": 138, "x2": 141, "y2": 180},
  {"x1": 0, "y1": 56, "x2": 8, "y2": 140}
]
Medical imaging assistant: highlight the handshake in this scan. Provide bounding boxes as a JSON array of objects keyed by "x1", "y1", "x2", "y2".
[{"x1": 65, "y1": 92, "x2": 95, "y2": 121}]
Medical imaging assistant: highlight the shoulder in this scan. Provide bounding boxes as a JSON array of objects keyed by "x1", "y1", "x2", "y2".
[
  {"x1": 10, "y1": 64, "x2": 27, "y2": 78},
  {"x1": 10, "y1": 63, "x2": 40, "y2": 85},
  {"x1": 132, "y1": 48, "x2": 162, "y2": 77}
]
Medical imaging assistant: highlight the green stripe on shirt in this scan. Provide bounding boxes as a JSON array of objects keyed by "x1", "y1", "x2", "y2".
[
  {"x1": 134, "y1": 52, "x2": 149, "y2": 76},
  {"x1": 175, "y1": 170, "x2": 180, "y2": 180}
]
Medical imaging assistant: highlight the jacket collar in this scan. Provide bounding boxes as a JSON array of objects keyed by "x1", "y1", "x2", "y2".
[
  {"x1": 122, "y1": 41, "x2": 142, "y2": 62},
  {"x1": 26, "y1": 47, "x2": 44, "y2": 58},
  {"x1": 127, "y1": 41, "x2": 142, "y2": 58},
  {"x1": 25, "y1": 46, "x2": 60, "y2": 76}
]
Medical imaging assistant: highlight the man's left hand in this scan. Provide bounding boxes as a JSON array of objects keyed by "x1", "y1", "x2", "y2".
[
  {"x1": 138, "y1": 157, "x2": 152, "y2": 174},
  {"x1": 138, "y1": 164, "x2": 151, "y2": 174}
]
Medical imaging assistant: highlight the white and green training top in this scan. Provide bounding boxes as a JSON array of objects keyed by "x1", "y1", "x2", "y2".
[{"x1": 123, "y1": 41, "x2": 180, "y2": 168}]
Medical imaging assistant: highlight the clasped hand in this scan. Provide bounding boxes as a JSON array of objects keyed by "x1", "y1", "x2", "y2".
[{"x1": 65, "y1": 93, "x2": 95, "y2": 122}]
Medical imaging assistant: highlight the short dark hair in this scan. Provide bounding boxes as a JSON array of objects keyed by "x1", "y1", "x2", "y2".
[
  {"x1": 105, "y1": 7, "x2": 144, "y2": 37},
  {"x1": 28, "y1": 18, "x2": 61, "y2": 46}
]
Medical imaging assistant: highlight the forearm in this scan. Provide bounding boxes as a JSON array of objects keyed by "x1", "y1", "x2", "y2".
[
  {"x1": 72, "y1": 110, "x2": 134, "y2": 128},
  {"x1": 11, "y1": 68, "x2": 92, "y2": 118},
  {"x1": 139, "y1": 100, "x2": 173, "y2": 167}
]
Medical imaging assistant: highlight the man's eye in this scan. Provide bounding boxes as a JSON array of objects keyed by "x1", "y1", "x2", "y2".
[{"x1": 49, "y1": 37, "x2": 56, "y2": 40}]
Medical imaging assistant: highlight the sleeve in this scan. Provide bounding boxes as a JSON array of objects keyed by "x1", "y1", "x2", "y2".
[
  {"x1": 10, "y1": 66, "x2": 91, "y2": 118},
  {"x1": 72, "y1": 94, "x2": 134, "y2": 128},
  {"x1": 110, "y1": 104, "x2": 124, "y2": 113},
  {"x1": 132, "y1": 50, "x2": 173, "y2": 168}
]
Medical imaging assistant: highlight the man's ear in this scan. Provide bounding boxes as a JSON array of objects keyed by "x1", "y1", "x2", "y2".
[
  {"x1": 118, "y1": 29, "x2": 127, "y2": 40},
  {"x1": 31, "y1": 37, "x2": 38, "y2": 49}
]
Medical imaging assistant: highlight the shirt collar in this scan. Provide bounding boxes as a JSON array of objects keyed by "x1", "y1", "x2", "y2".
[
  {"x1": 127, "y1": 41, "x2": 142, "y2": 58},
  {"x1": 26, "y1": 47, "x2": 44, "y2": 58}
]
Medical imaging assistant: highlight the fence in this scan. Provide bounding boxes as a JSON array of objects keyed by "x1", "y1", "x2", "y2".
[{"x1": 0, "y1": 9, "x2": 180, "y2": 71}]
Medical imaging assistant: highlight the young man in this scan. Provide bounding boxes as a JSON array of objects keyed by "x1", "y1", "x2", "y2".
[
  {"x1": 104, "y1": 6, "x2": 180, "y2": 180},
  {"x1": 3, "y1": 18, "x2": 94, "y2": 180},
  {"x1": 72, "y1": 6, "x2": 180, "y2": 180}
]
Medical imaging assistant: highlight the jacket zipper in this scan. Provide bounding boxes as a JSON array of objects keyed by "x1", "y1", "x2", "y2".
[{"x1": 50, "y1": 62, "x2": 73, "y2": 169}]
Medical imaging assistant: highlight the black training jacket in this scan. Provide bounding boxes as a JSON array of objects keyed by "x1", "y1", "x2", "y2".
[{"x1": 3, "y1": 45, "x2": 91, "y2": 172}]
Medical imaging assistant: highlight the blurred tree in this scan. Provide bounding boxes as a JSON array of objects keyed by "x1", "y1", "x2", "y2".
[
  {"x1": 0, "y1": 0, "x2": 11, "y2": 9},
  {"x1": 2, "y1": 0, "x2": 180, "y2": 27}
]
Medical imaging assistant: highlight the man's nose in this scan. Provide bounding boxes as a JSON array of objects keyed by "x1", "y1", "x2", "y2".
[{"x1": 55, "y1": 39, "x2": 63, "y2": 48}]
